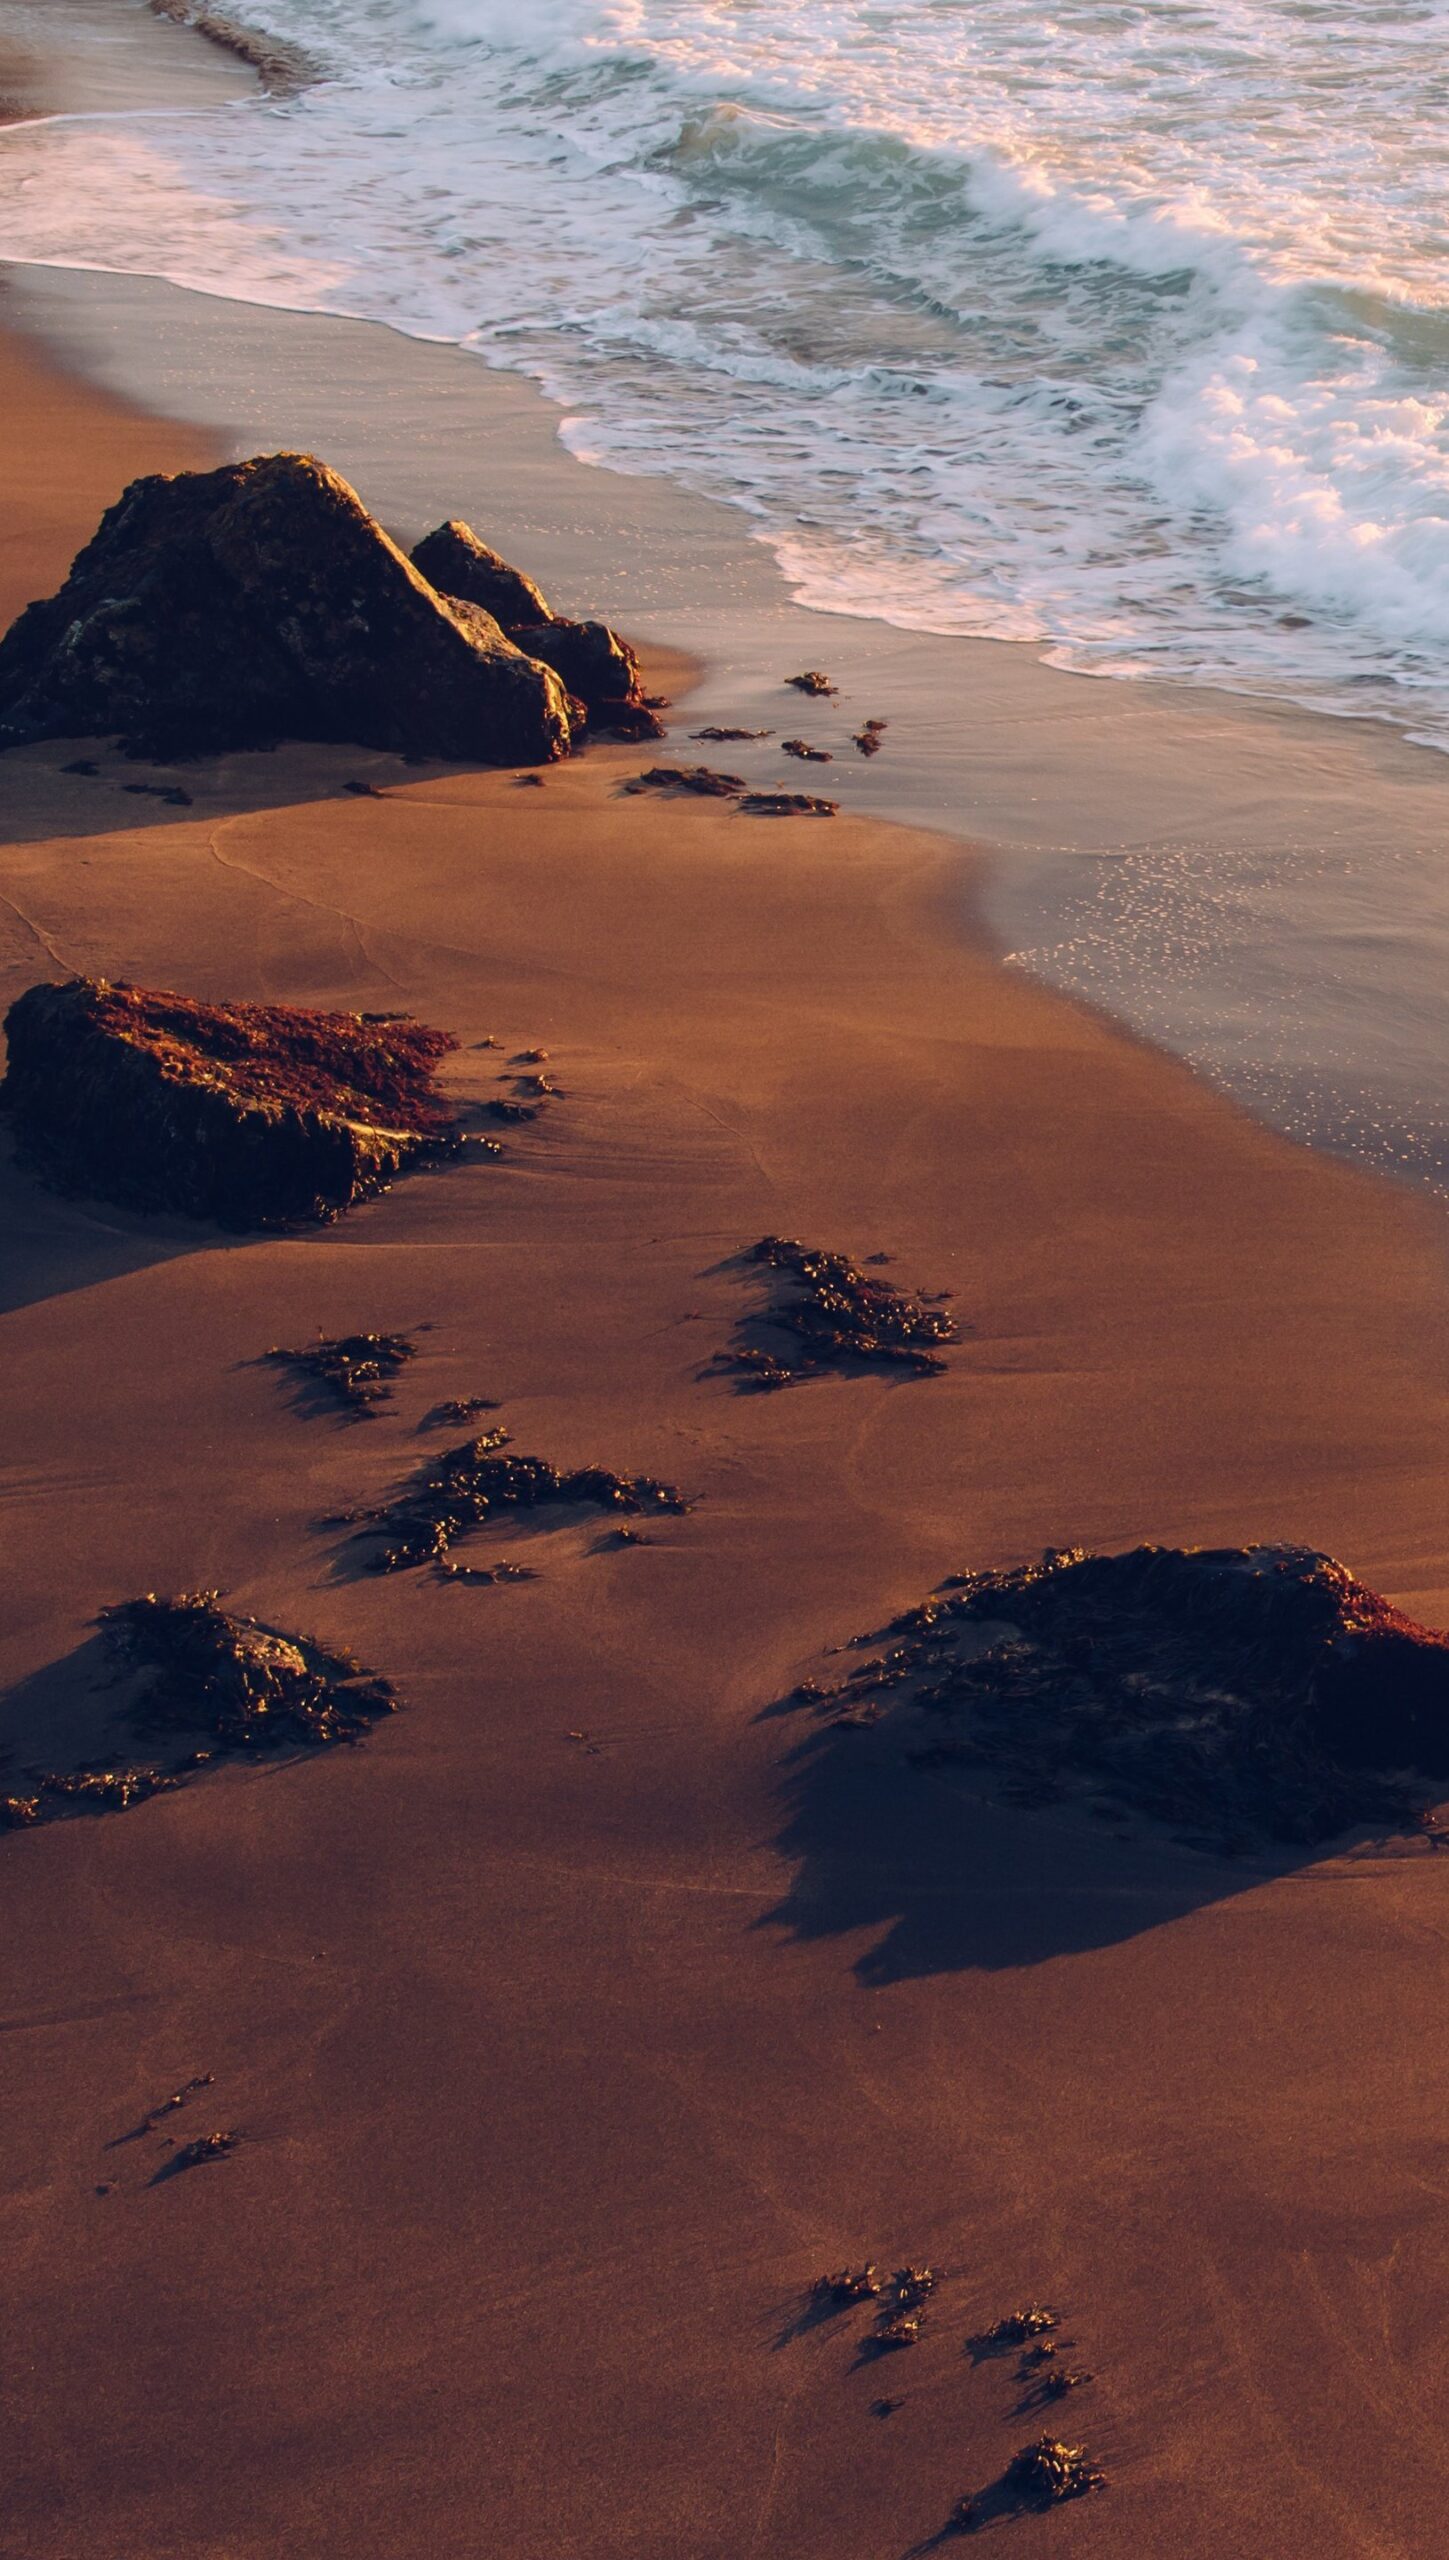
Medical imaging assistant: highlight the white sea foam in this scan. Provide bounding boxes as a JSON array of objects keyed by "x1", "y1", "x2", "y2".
[{"x1": 5, "y1": 0, "x2": 1449, "y2": 734}]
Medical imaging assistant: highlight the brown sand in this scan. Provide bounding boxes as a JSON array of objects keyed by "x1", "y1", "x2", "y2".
[{"x1": 4, "y1": 286, "x2": 1449, "y2": 2557}]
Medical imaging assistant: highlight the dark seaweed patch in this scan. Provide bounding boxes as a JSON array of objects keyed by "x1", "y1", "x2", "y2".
[
  {"x1": 342, "y1": 1428, "x2": 688, "y2": 1574},
  {"x1": 267, "y1": 1331, "x2": 417, "y2": 1417},
  {"x1": 625, "y1": 764, "x2": 746, "y2": 798},
  {"x1": 739, "y1": 791, "x2": 837, "y2": 817},
  {"x1": 713, "y1": 1236, "x2": 958, "y2": 1390}
]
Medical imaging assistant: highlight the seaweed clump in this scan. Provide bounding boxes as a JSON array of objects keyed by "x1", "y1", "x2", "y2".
[
  {"x1": 4, "y1": 1595, "x2": 395, "y2": 1838},
  {"x1": 778, "y1": 1544, "x2": 1449, "y2": 1852},
  {"x1": 267, "y1": 1331, "x2": 417, "y2": 1417},
  {"x1": 101, "y1": 1593, "x2": 397, "y2": 1753},
  {"x1": 1, "y1": 978, "x2": 463, "y2": 1228},
  {"x1": 740, "y1": 791, "x2": 837, "y2": 817},
  {"x1": 786, "y1": 670, "x2": 837, "y2": 696},
  {"x1": 626, "y1": 764, "x2": 746, "y2": 799},
  {"x1": 715, "y1": 1236, "x2": 958, "y2": 1389},
  {"x1": 953, "y1": 2437, "x2": 1107, "y2": 2531},
  {"x1": 343, "y1": 1428, "x2": 688, "y2": 1572}
]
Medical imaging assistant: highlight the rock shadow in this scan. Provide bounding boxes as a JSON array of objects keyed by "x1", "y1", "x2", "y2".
[
  {"x1": 0, "y1": 1142, "x2": 226, "y2": 1316},
  {"x1": 760, "y1": 1541, "x2": 1449, "y2": 1976},
  {"x1": 759, "y1": 1709, "x2": 1267, "y2": 1978}
]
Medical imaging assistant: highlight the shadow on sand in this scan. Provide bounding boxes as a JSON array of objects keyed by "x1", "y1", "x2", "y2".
[{"x1": 759, "y1": 1706, "x2": 1325, "y2": 1980}]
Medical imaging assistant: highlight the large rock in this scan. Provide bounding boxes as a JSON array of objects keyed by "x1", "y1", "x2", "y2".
[
  {"x1": 1, "y1": 976, "x2": 463, "y2": 1228},
  {"x1": 0, "y1": 454, "x2": 575, "y2": 763},
  {"x1": 789, "y1": 1544, "x2": 1449, "y2": 1849},
  {"x1": 411, "y1": 519, "x2": 665, "y2": 739}
]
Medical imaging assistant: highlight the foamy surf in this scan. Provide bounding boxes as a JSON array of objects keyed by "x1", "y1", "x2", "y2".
[{"x1": 5, "y1": 0, "x2": 1449, "y2": 740}]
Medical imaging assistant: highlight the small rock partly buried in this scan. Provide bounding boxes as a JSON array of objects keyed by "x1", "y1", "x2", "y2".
[{"x1": 0, "y1": 977, "x2": 464, "y2": 1228}]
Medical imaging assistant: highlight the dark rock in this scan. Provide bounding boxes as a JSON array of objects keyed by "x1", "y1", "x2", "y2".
[
  {"x1": 785, "y1": 1544, "x2": 1449, "y2": 1848},
  {"x1": 410, "y1": 522, "x2": 551, "y2": 627},
  {"x1": 1, "y1": 976, "x2": 463, "y2": 1228},
  {"x1": 411, "y1": 519, "x2": 664, "y2": 738},
  {"x1": 0, "y1": 454, "x2": 575, "y2": 763}
]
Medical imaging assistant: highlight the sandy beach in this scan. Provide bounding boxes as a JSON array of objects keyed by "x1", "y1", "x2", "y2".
[{"x1": 4, "y1": 10, "x2": 1449, "y2": 2557}]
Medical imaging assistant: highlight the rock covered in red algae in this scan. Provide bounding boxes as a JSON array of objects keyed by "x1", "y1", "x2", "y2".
[
  {"x1": 1, "y1": 977, "x2": 464, "y2": 1228},
  {"x1": 411, "y1": 518, "x2": 665, "y2": 739},
  {"x1": 0, "y1": 454, "x2": 575, "y2": 763}
]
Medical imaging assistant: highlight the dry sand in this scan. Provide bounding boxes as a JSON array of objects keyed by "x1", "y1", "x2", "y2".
[{"x1": 4, "y1": 141, "x2": 1449, "y2": 2560}]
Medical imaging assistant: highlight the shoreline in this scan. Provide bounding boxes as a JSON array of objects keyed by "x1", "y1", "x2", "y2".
[
  {"x1": 12, "y1": 244, "x2": 1449, "y2": 1194},
  {"x1": 5, "y1": 10, "x2": 1449, "y2": 2557}
]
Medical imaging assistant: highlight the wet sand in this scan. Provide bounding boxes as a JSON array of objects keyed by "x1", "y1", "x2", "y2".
[{"x1": 4, "y1": 34, "x2": 1449, "y2": 2557}]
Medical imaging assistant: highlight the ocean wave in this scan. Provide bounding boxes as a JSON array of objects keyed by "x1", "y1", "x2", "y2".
[{"x1": 4, "y1": 0, "x2": 1449, "y2": 734}]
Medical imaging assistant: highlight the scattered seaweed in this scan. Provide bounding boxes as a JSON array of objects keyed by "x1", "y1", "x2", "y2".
[
  {"x1": 343, "y1": 1428, "x2": 688, "y2": 1573},
  {"x1": 4, "y1": 1767, "x2": 180, "y2": 1826},
  {"x1": 691, "y1": 726, "x2": 773, "y2": 741},
  {"x1": 786, "y1": 670, "x2": 837, "y2": 696},
  {"x1": 436, "y1": 1557, "x2": 540, "y2": 1585},
  {"x1": 739, "y1": 791, "x2": 837, "y2": 817},
  {"x1": 970, "y1": 2307, "x2": 1059, "y2": 2360},
  {"x1": 162, "y1": 2128, "x2": 242, "y2": 2177},
  {"x1": 267, "y1": 1331, "x2": 417, "y2": 1418},
  {"x1": 777, "y1": 1545, "x2": 1449, "y2": 1852},
  {"x1": 423, "y1": 1396, "x2": 502, "y2": 1428},
  {"x1": 781, "y1": 738, "x2": 833, "y2": 764},
  {"x1": 112, "y1": 2075, "x2": 216, "y2": 2145},
  {"x1": 625, "y1": 764, "x2": 746, "y2": 799},
  {"x1": 714, "y1": 1236, "x2": 958, "y2": 1390},
  {"x1": 853, "y1": 719, "x2": 888, "y2": 756},
  {"x1": 813, "y1": 2265, "x2": 884, "y2": 2307},
  {"x1": 1020, "y1": 2367, "x2": 1093, "y2": 2409}
]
